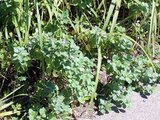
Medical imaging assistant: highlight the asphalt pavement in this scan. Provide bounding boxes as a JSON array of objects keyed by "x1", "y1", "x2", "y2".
[{"x1": 93, "y1": 84, "x2": 160, "y2": 120}]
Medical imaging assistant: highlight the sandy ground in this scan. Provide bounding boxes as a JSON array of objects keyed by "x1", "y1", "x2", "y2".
[{"x1": 78, "y1": 84, "x2": 160, "y2": 120}]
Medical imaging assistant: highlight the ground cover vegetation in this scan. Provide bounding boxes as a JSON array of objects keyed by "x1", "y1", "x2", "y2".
[{"x1": 0, "y1": 0, "x2": 160, "y2": 119}]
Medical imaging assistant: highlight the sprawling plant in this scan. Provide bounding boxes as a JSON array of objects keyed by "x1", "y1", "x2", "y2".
[{"x1": 0, "y1": 0, "x2": 159, "y2": 119}]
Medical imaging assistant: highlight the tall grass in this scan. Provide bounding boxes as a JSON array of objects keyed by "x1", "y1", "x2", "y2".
[{"x1": 148, "y1": 0, "x2": 157, "y2": 57}]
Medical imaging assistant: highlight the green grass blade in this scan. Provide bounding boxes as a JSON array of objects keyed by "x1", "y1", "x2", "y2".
[
  {"x1": 35, "y1": 0, "x2": 42, "y2": 48},
  {"x1": 103, "y1": 0, "x2": 117, "y2": 30},
  {"x1": 0, "y1": 111, "x2": 20, "y2": 117},
  {"x1": 148, "y1": 1, "x2": 156, "y2": 56},
  {"x1": 0, "y1": 85, "x2": 23, "y2": 101},
  {"x1": 110, "y1": 0, "x2": 122, "y2": 33},
  {"x1": 109, "y1": 33, "x2": 156, "y2": 72},
  {"x1": 12, "y1": 16, "x2": 22, "y2": 46},
  {"x1": 0, "y1": 102, "x2": 14, "y2": 111}
]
